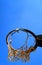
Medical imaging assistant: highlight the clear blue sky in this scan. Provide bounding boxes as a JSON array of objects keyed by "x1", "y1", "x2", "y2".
[{"x1": 0, "y1": 0, "x2": 42, "y2": 65}]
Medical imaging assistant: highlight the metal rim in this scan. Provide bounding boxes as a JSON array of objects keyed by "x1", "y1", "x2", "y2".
[{"x1": 6, "y1": 28, "x2": 37, "y2": 45}]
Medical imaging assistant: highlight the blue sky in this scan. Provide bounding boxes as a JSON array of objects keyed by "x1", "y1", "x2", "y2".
[{"x1": 0, "y1": 0, "x2": 42, "y2": 65}]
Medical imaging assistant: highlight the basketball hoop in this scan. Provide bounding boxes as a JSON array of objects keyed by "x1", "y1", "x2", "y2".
[{"x1": 6, "y1": 28, "x2": 38, "y2": 62}]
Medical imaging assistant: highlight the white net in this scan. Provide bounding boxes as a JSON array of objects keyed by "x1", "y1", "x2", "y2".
[{"x1": 8, "y1": 43, "x2": 30, "y2": 62}]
